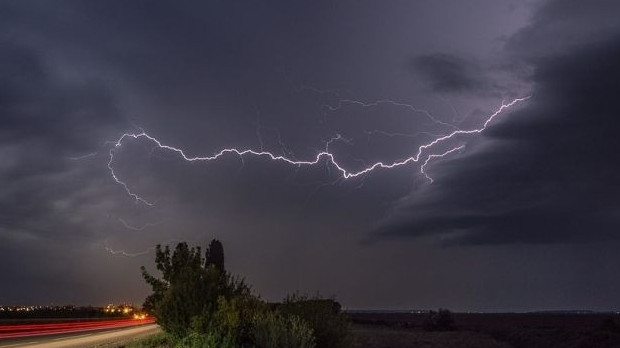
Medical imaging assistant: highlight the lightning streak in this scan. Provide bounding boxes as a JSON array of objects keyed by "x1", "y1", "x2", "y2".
[
  {"x1": 107, "y1": 96, "x2": 530, "y2": 203},
  {"x1": 104, "y1": 245, "x2": 152, "y2": 257},
  {"x1": 107, "y1": 148, "x2": 154, "y2": 206},
  {"x1": 66, "y1": 152, "x2": 98, "y2": 160},
  {"x1": 291, "y1": 82, "x2": 456, "y2": 130},
  {"x1": 326, "y1": 99, "x2": 459, "y2": 130},
  {"x1": 104, "y1": 239, "x2": 197, "y2": 257},
  {"x1": 118, "y1": 218, "x2": 162, "y2": 231},
  {"x1": 420, "y1": 145, "x2": 465, "y2": 184}
]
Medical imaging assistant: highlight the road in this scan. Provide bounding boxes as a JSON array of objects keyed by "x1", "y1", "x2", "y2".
[
  {"x1": 0, "y1": 318, "x2": 156, "y2": 339},
  {"x1": 0, "y1": 324, "x2": 161, "y2": 348}
]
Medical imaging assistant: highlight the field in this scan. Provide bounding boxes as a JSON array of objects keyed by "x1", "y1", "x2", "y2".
[{"x1": 348, "y1": 312, "x2": 620, "y2": 348}]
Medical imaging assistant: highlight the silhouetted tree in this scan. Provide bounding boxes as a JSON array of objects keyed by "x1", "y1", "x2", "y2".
[
  {"x1": 205, "y1": 239, "x2": 225, "y2": 272},
  {"x1": 141, "y1": 241, "x2": 249, "y2": 338}
]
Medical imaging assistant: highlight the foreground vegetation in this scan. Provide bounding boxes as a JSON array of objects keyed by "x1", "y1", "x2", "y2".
[
  {"x1": 136, "y1": 240, "x2": 351, "y2": 348},
  {"x1": 127, "y1": 312, "x2": 620, "y2": 348},
  {"x1": 130, "y1": 240, "x2": 620, "y2": 348}
]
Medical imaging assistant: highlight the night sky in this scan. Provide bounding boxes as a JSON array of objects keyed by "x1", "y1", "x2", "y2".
[{"x1": 2, "y1": 0, "x2": 620, "y2": 312}]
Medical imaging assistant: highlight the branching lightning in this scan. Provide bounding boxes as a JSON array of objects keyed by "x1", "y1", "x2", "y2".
[
  {"x1": 66, "y1": 152, "x2": 98, "y2": 161},
  {"x1": 326, "y1": 98, "x2": 460, "y2": 130},
  {"x1": 104, "y1": 244, "x2": 152, "y2": 257},
  {"x1": 104, "y1": 239, "x2": 197, "y2": 257},
  {"x1": 107, "y1": 96, "x2": 530, "y2": 204},
  {"x1": 107, "y1": 148, "x2": 154, "y2": 206},
  {"x1": 118, "y1": 218, "x2": 163, "y2": 231},
  {"x1": 420, "y1": 145, "x2": 465, "y2": 184}
]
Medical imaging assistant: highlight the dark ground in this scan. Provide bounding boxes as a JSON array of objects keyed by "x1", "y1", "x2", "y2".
[{"x1": 348, "y1": 312, "x2": 620, "y2": 348}]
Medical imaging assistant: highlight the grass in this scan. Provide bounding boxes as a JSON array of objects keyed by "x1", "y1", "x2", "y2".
[
  {"x1": 124, "y1": 313, "x2": 620, "y2": 348},
  {"x1": 352, "y1": 324, "x2": 511, "y2": 348},
  {"x1": 120, "y1": 332, "x2": 173, "y2": 348},
  {"x1": 126, "y1": 328, "x2": 510, "y2": 348}
]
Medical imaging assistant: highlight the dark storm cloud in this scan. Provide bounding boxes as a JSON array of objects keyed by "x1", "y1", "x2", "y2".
[
  {"x1": 1, "y1": 0, "x2": 416, "y2": 305},
  {"x1": 411, "y1": 53, "x2": 489, "y2": 94},
  {"x1": 0, "y1": 40, "x2": 126, "y2": 231},
  {"x1": 0, "y1": 41, "x2": 124, "y2": 152},
  {"x1": 506, "y1": 0, "x2": 620, "y2": 58},
  {"x1": 4, "y1": 0, "x2": 620, "y2": 311},
  {"x1": 0, "y1": 39, "x2": 134, "y2": 304},
  {"x1": 374, "y1": 34, "x2": 620, "y2": 245}
]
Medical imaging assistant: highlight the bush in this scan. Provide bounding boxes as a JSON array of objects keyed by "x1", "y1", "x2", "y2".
[
  {"x1": 184, "y1": 294, "x2": 317, "y2": 348},
  {"x1": 278, "y1": 294, "x2": 352, "y2": 348},
  {"x1": 140, "y1": 242, "x2": 354, "y2": 348},
  {"x1": 141, "y1": 241, "x2": 251, "y2": 338},
  {"x1": 423, "y1": 308, "x2": 456, "y2": 331},
  {"x1": 251, "y1": 310, "x2": 316, "y2": 348},
  {"x1": 188, "y1": 294, "x2": 267, "y2": 348}
]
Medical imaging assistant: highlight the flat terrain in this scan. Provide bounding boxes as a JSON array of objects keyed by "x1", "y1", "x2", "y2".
[
  {"x1": 349, "y1": 312, "x2": 620, "y2": 348},
  {"x1": 352, "y1": 324, "x2": 511, "y2": 348},
  {"x1": 0, "y1": 324, "x2": 160, "y2": 348}
]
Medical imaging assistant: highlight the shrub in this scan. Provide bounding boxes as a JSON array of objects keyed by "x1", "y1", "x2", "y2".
[
  {"x1": 189, "y1": 294, "x2": 267, "y2": 348},
  {"x1": 251, "y1": 310, "x2": 316, "y2": 348},
  {"x1": 125, "y1": 332, "x2": 173, "y2": 348},
  {"x1": 141, "y1": 241, "x2": 251, "y2": 338},
  {"x1": 423, "y1": 308, "x2": 456, "y2": 331},
  {"x1": 140, "y1": 241, "x2": 352, "y2": 348},
  {"x1": 174, "y1": 331, "x2": 225, "y2": 348},
  {"x1": 278, "y1": 294, "x2": 352, "y2": 348}
]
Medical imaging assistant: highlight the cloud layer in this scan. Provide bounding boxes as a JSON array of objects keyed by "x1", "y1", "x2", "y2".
[{"x1": 2, "y1": 0, "x2": 620, "y2": 311}]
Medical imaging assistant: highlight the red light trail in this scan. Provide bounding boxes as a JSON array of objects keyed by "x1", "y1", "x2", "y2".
[{"x1": 0, "y1": 317, "x2": 155, "y2": 339}]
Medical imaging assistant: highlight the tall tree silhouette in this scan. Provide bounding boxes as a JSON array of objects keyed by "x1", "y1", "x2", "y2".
[
  {"x1": 205, "y1": 239, "x2": 225, "y2": 272},
  {"x1": 141, "y1": 241, "x2": 248, "y2": 337}
]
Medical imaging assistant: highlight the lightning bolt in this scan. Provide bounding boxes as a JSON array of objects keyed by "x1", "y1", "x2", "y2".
[
  {"x1": 290, "y1": 81, "x2": 459, "y2": 130},
  {"x1": 107, "y1": 96, "x2": 530, "y2": 204},
  {"x1": 104, "y1": 244, "x2": 152, "y2": 257},
  {"x1": 107, "y1": 147, "x2": 154, "y2": 206},
  {"x1": 66, "y1": 152, "x2": 98, "y2": 160},
  {"x1": 326, "y1": 98, "x2": 460, "y2": 130},
  {"x1": 103, "y1": 239, "x2": 197, "y2": 257},
  {"x1": 118, "y1": 218, "x2": 163, "y2": 232},
  {"x1": 420, "y1": 145, "x2": 466, "y2": 184}
]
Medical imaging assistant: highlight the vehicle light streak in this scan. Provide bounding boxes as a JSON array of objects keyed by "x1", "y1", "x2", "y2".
[{"x1": 0, "y1": 318, "x2": 154, "y2": 339}]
